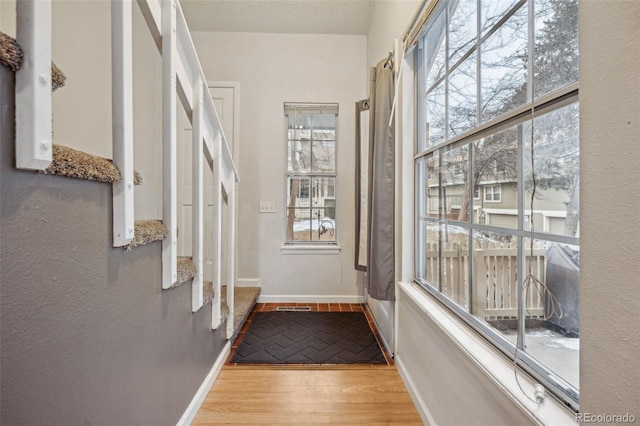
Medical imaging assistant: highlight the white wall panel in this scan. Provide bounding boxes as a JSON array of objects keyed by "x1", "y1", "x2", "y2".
[{"x1": 192, "y1": 32, "x2": 366, "y2": 300}]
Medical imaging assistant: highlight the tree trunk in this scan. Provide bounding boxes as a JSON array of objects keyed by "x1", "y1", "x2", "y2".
[
  {"x1": 286, "y1": 180, "x2": 299, "y2": 240},
  {"x1": 457, "y1": 181, "x2": 470, "y2": 222},
  {"x1": 286, "y1": 136, "x2": 300, "y2": 240},
  {"x1": 457, "y1": 173, "x2": 480, "y2": 222}
]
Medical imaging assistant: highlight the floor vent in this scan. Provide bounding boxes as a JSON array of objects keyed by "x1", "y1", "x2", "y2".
[{"x1": 275, "y1": 306, "x2": 312, "y2": 312}]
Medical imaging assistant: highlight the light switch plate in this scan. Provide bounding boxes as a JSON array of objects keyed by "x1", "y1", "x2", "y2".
[{"x1": 259, "y1": 201, "x2": 276, "y2": 213}]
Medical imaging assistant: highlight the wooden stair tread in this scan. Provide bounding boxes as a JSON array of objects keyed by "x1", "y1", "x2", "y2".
[{"x1": 124, "y1": 220, "x2": 168, "y2": 250}]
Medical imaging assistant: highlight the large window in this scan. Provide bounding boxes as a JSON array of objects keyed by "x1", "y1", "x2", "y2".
[
  {"x1": 285, "y1": 103, "x2": 337, "y2": 243},
  {"x1": 415, "y1": 0, "x2": 579, "y2": 408}
]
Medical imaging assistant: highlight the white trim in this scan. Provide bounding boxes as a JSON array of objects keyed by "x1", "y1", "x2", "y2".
[
  {"x1": 191, "y1": 77, "x2": 204, "y2": 312},
  {"x1": 483, "y1": 184, "x2": 502, "y2": 203},
  {"x1": 236, "y1": 278, "x2": 261, "y2": 288},
  {"x1": 483, "y1": 208, "x2": 567, "y2": 217},
  {"x1": 15, "y1": 0, "x2": 52, "y2": 170},
  {"x1": 397, "y1": 281, "x2": 575, "y2": 426},
  {"x1": 225, "y1": 183, "x2": 236, "y2": 340},
  {"x1": 478, "y1": 179, "x2": 517, "y2": 186},
  {"x1": 280, "y1": 245, "x2": 341, "y2": 255},
  {"x1": 161, "y1": 0, "x2": 178, "y2": 288},
  {"x1": 257, "y1": 294, "x2": 364, "y2": 304},
  {"x1": 396, "y1": 355, "x2": 438, "y2": 426},
  {"x1": 175, "y1": 341, "x2": 230, "y2": 426},
  {"x1": 111, "y1": 0, "x2": 135, "y2": 247},
  {"x1": 367, "y1": 302, "x2": 394, "y2": 357},
  {"x1": 400, "y1": 50, "x2": 416, "y2": 284},
  {"x1": 211, "y1": 142, "x2": 223, "y2": 330}
]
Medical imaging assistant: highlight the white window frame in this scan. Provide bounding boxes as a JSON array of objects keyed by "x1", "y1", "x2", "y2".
[
  {"x1": 473, "y1": 185, "x2": 480, "y2": 200},
  {"x1": 282, "y1": 103, "x2": 338, "y2": 248},
  {"x1": 483, "y1": 184, "x2": 501, "y2": 203},
  {"x1": 413, "y1": 0, "x2": 580, "y2": 411}
]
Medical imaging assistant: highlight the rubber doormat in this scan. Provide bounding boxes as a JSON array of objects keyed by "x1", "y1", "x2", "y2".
[{"x1": 231, "y1": 311, "x2": 387, "y2": 364}]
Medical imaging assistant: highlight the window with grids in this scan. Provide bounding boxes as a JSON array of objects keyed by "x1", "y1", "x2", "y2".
[
  {"x1": 415, "y1": 0, "x2": 579, "y2": 409},
  {"x1": 285, "y1": 103, "x2": 337, "y2": 244},
  {"x1": 484, "y1": 184, "x2": 501, "y2": 202}
]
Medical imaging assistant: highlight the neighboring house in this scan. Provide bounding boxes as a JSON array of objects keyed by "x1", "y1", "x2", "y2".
[{"x1": 429, "y1": 176, "x2": 574, "y2": 234}]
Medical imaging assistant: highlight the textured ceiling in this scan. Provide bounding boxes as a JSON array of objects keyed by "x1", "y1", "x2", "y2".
[{"x1": 181, "y1": 0, "x2": 374, "y2": 35}]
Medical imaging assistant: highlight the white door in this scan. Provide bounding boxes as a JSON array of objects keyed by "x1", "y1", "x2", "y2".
[{"x1": 210, "y1": 86, "x2": 237, "y2": 163}]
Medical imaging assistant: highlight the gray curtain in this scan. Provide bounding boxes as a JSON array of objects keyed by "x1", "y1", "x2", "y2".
[{"x1": 366, "y1": 59, "x2": 395, "y2": 301}]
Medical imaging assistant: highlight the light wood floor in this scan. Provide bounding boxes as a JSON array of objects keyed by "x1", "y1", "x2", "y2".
[{"x1": 192, "y1": 366, "x2": 423, "y2": 425}]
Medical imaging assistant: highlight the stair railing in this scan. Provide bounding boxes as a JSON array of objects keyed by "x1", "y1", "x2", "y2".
[
  {"x1": 15, "y1": 0, "x2": 238, "y2": 332},
  {"x1": 134, "y1": 0, "x2": 239, "y2": 327},
  {"x1": 15, "y1": 0, "x2": 52, "y2": 170}
]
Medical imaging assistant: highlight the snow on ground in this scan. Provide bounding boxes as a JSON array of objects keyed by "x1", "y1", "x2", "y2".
[{"x1": 293, "y1": 218, "x2": 335, "y2": 232}]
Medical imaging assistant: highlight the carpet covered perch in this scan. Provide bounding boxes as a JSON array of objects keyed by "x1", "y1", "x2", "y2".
[
  {"x1": 124, "y1": 220, "x2": 168, "y2": 250},
  {"x1": 0, "y1": 31, "x2": 23, "y2": 72},
  {"x1": 1, "y1": 31, "x2": 66, "y2": 92},
  {"x1": 172, "y1": 257, "x2": 197, "y2": 288},
  {"x1": 43, "y1": 145, "x2": 121, "y2": 183},
  {"x1": 51, "y1": 62, "x2": 66, "y2": 91}
]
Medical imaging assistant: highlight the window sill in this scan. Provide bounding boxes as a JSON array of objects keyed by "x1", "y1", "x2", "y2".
[
  {"x1": 280, "y1": 245, "x2": 341, "y2": 255},
  {"x1": 397, "y1": 281, "x2": 576, "y2": 425}
]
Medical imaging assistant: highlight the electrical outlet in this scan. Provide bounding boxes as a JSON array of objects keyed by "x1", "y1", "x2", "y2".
[{"x1": 259, "y1": 201, "x2": 276, "y2": 213}]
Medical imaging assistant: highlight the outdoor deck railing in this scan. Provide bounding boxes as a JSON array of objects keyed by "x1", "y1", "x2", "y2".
[{"x1": 426, "y1": 241, "x2": 546, "y2": 319}]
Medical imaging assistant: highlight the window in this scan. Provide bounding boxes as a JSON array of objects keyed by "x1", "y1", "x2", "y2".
[
  {"x1": 484, "y1": 184, "x2": 501, "y2": 202},
  {"x1": 285, "y1": 103, "x2": 337, "y2": 243},
  {"x1": 415, "y1": 0, "x2": 579, "y2": 409}
]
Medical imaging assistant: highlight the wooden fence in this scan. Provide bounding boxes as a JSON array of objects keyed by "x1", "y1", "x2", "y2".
[{"x1": 426, "y1": 241, "x2": 546, "y2": 319}]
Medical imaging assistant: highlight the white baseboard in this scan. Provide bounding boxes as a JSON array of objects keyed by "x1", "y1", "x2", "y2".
[
  {"x1": 176, "y1": 341, "x2": 230, "y2": 426},
  {"x1": 396, "y1": 354, "x2": 438, "y2": 426},
  {"x1": 236, "y1": 278, "x2": 261, "y2": 287},
  {"x1": 257, "y1": 294, "x2": 365, "y2": 304}
]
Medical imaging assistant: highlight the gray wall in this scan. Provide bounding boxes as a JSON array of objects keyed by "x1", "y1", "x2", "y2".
[
  {"x1": 0, "y1": 67, "x2": 227, "y2": 425},
  {"x1": 579, "y1": 0, "x2": 640, "y2": 417},
  {"x1": 396, "y1": 288, "x2": 532, "y2": 425}
]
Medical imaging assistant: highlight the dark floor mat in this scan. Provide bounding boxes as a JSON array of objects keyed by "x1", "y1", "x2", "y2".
[{"x1": 231, "y1": 311, "x2": 387, "y2": 364}]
